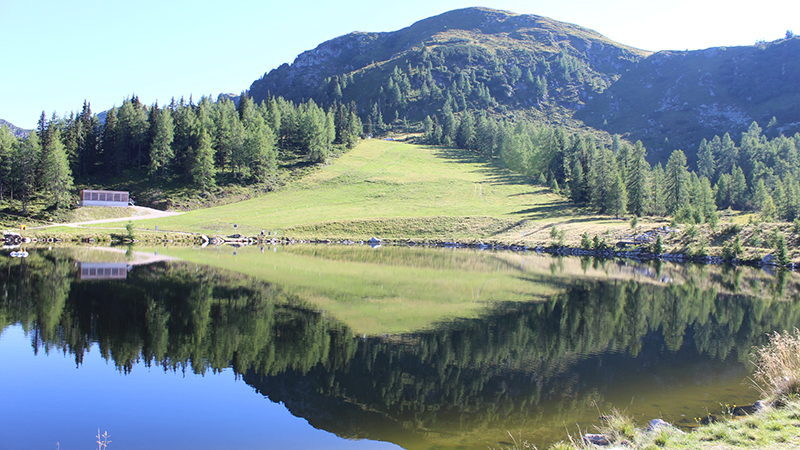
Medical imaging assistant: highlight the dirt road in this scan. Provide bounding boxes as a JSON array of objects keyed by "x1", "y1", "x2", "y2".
[{"x1": 29, "y1": 206, "x2": 182, "y2": 229}]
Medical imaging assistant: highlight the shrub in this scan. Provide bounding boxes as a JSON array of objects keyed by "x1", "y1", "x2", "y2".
[
  {"x1": 580, "y1": 232, "x2": 592, "y2": 250},
  {"x1": 593, "y1": 235, "x2": 609, "y2": 251},
  {"x1": 652, "y1": 235, "x2": 664, "y2": 255},
  {"x1": 775, "y1": 232, "x2": 790, "y2": 265},
  {"x1": 594, "y1": 408, "x2": 638, "y2": 443},
  {"x1": 125, "y1": 221, "x2": 136, "y2": 241}
]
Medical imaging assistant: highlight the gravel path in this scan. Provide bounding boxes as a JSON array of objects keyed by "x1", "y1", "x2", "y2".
[{"x1": 29, "y1": 206, "x2": 182, "y2": 229}]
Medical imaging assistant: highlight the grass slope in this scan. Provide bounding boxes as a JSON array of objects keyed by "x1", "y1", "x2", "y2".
[{"x1": 77, "y1": 139, "x2": 631, "y2": 242}]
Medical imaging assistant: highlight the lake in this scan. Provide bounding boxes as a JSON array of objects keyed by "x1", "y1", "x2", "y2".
[{"x1": 2, "y1": 245, "x2": 800, "y2": 450}]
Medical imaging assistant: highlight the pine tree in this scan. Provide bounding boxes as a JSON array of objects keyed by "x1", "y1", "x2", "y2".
[
  {"x1": 190, "y1": 129, "x2": 216, "y2": 191},
  {"x1": 476, "y1": 115, "x2": 498, "y2": 157},
  {"x1": 649, "y1": 164, "x2": 667, "y2": 216},
  {"x1": 15, "y1": 133, "x2": 40, "y2": 215},
  {"x1": 456, "y1": 111, "x2": 476, "y2": 150},
  {"x1": 101, "y1": 107, "x2": 119, "y2": 174},
  {"x1": 625, "y1": 141, "x2": 650, "y2": 216},
  {"x1": 607, "y1": 172, "x2": 628, "y2": 218},
  {"x1": 422, "y1": 115, "x2": 435, "y2": 144},
  {"x1": 700, "y1": 177, "x2": 718, "y2": 225},
  {"x1": 0, "y1": 125, "x2": 17, "y2": 201},
  {"x1": 730, "y1": 165, "x2": 748, "y2": 209},
  {"x1": 664, "y1": 150, "x2": 690, "y2": 215},
  {"x1": 697, "y1": 138, "x2": 715, "y2": 181},
  {"x1": 40, "y1": 129, "x2": 74, "y2": 209},
  {"x1": 148, "y1": 108, "x2": 174, "y2": 180}
]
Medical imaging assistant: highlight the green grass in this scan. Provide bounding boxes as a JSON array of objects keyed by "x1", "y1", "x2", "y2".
[
  {"x1": 75, "y1": 139, "x2": 629, "y2": 243},
  {"x1": 547, "y1": 401, "x2": 800, "y2": 450}
]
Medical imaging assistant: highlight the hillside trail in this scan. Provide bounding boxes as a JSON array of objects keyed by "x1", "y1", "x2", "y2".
[{"x1": 28, "y1": 206, "x2": 183, "y2": 229}]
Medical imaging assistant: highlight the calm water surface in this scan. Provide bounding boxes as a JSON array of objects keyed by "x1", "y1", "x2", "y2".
[{"x1": 2, "y1": 245, "x2": 800, "y2": 450}]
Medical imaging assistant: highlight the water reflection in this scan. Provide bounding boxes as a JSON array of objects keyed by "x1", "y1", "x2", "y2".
[{"x1": 1, "y1": 247, "x2": 800, "y2": 449}]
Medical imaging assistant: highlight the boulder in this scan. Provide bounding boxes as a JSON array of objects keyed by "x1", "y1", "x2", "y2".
[{"x1": 583, "y1": 433, "x2": 610, "y2": 446}]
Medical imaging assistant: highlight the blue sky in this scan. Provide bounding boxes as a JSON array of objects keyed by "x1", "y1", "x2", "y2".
[{"x1": 1, "y1": 0, "x2": 797, "y2": 129}]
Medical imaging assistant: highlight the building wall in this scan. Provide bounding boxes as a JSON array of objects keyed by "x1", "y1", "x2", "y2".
[
  {"x1": 80, "y1": 200, "x2": 130, "y2": 207},
  {"x1": 79, "y1": 190, "x2": 130, "y2": 207}
]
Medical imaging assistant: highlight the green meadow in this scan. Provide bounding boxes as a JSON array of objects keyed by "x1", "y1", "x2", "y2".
[{"x1": 71, "y1": 139, "x2": 626, "y2": 242}]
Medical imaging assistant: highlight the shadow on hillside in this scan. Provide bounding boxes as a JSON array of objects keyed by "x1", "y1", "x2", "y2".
[
  {"x1": 509, "y1": 203, "x2": 575, "y2": 220},
  {"x1": 432, "y1": 148, "x2": 534, "y2": 186}
]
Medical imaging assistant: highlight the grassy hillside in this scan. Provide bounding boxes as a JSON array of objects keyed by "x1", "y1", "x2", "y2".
[{"x1": 71, "y1": 139, "x2": 633, "y2": 242}]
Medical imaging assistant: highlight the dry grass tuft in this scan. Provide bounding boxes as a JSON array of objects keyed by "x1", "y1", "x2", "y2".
[{"x1": 751, "y1": 328, "x2": 800, "y2": 402}]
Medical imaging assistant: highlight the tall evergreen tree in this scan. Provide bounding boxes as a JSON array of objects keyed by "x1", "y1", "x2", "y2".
[
  {"x1": 664, "y1": 150, "x2": 690, "y2": 215},
  {"x1": 697, "y1": 138, "x2": 715, "y2": 181},
  {"x1": 190, "y1": 129, "x2": 216, "y2": 191},
  {"x1": 148, "y1": 107, "x2": 175, "y2": 180},
  {"x1": 607, "y1": 172, "x2": 628, "y2": 218},
  {"x1": 0, "y1": 126, "x2": 17, "y2": 201},
  {"x1": 625, "y1": 141, "x2": 650, "y2": 217},
  {"x1": 16, "y1": 132, "x2": 41, "y2": 214},
  {"x1": 40, "y1": 129, "x2": 74, "y2": 209},
  {"x1": 456, "y1": 111, "x2": 476, "y2": 150}
]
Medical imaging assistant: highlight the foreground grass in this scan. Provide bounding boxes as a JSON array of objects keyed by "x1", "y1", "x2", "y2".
[{"x1": 537, "y1": 400, "x2": 800, "y2": 450}]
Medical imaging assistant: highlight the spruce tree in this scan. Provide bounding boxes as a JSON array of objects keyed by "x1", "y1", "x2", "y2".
[
  {"x1": 0, "y1": 125, "x2": 17, "y2": 201},
  {"x1": 607, "y1": 172, "x2": 628, "y2": 218},
  {"x1": 456, "y1": 111, "x2": 476, "y2": 150},
  {"x1": 15, "y1": 133, "x2": 40, "y2": 215},
  {"x1": 148, "y1": 108, "x2": 174, "y2": 180},
  {"x1": 40, "y1": 129, "x2": 74, "y2": 209},
  {"x1": 625, "y1": 141, "x2": 650, "y2": 216},
  {"x1": 664, "y1": 150, "x2": 690, "y2": 215},
  {"x1": 697, "y1": 138, "x2": 715, "y2": 181}
]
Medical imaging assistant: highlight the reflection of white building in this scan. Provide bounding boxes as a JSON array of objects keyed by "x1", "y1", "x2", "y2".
[
  {"x1": 79, "y1": 262, "x2": 129, "y2": 280},
  {"x1": 79, "y1": 190, "x2": 130, "y2": 207}
]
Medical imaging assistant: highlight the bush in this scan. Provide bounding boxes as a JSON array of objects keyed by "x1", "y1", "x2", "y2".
[
  {"x1": 580, "y1": 232, "x2": 592, "y2": 250},
  {"x1": 593, "y1": 235, "x2": 609, "y2": 251},
  {"x1": 751, "y1": 328, "x2": 800, "y2": 402},
  {"x1": 775, "y1": 232, "x2": 790, "y2": 265},
  {"x1": 125, "y1": 221, "x2": 136, "y2": 241},
  {"x1": 652, "y1": 235, "x2": 664, "y2": 255}
]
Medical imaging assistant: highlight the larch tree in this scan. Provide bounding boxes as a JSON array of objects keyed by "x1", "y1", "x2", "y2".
[{"x1": 190, "y1": 129, "x2": 216, "y2": 191}]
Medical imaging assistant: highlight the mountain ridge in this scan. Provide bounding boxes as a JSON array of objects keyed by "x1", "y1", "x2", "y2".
[
  {"x1": 248, "y1": 7, "x2": 799, "y2": 162},
  {"x1": 0, "y1": 119, "x2": 31, "y2": 138}
]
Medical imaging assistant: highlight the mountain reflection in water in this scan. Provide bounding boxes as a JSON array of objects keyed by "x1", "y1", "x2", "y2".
[{"x1": 2, "y1": 246, "x2": 800, "y2": 449}]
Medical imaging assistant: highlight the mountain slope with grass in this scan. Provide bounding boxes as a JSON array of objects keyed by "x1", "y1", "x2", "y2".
[
  {"x1": 72, "y1": 139, "x2": 636, "y2": 242},
  {"x1": 248, "y1": 7, "x2": 800, "y2": 163}
]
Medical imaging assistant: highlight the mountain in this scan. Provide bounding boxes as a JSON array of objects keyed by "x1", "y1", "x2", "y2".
[
  {"x1": 249, "y1": 7, "x2": 800, "y2": 163},
  {"x1": 578, "y1": 37, "x2": 800, "y2": 160},
  {"x1": 0, "y1": 118, "x2": 31, "y2": 138},
  {"x1": 249, "y1": 7, "x2": 649, "y2": 126}
]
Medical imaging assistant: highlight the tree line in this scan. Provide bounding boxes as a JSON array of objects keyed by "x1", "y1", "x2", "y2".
[
  {"x1": 425, "y1": 112, "x2": 800, "y2": 223},
  {"x1": 0, "y1": 93, "x2": 362, "y2": 214}
]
